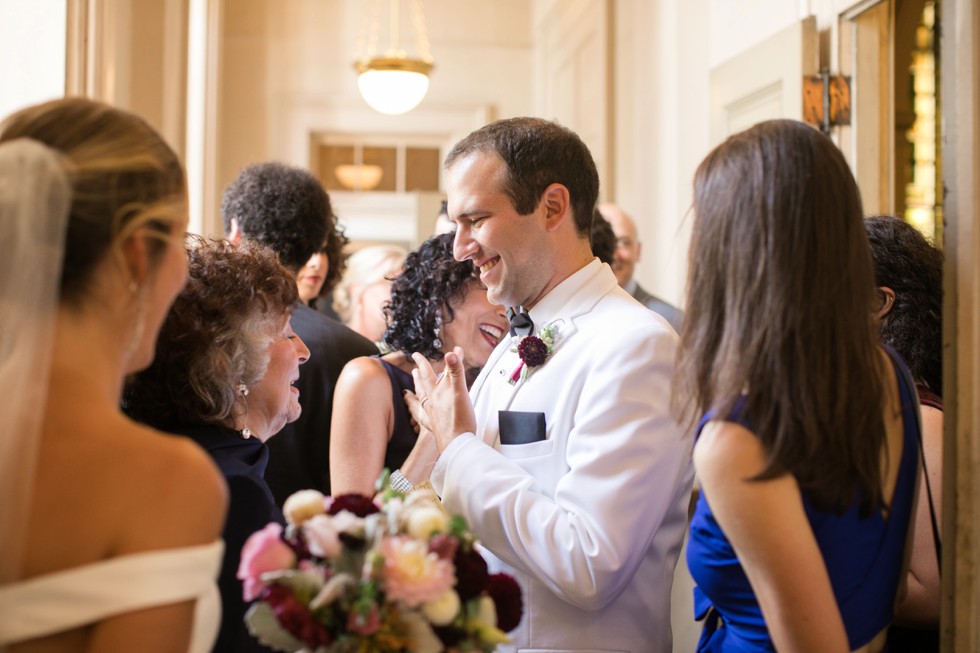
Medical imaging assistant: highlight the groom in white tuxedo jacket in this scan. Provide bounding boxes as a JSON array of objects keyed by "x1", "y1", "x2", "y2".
[{"x1": 408, "y1": 118, "x2": 694, "y2": 653}]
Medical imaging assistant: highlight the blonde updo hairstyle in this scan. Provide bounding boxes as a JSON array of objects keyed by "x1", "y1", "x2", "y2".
[
  {"x1": 0, "y1": 98, "x2": 187, "y2": 307},
  {"x1": 332, "y1": 244, "x2": 408, "y2": 323}
]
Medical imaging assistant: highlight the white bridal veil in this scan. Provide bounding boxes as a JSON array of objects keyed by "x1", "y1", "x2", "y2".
[{"x1": 0, "y1": 139, "x2": 71, "y2": 583}]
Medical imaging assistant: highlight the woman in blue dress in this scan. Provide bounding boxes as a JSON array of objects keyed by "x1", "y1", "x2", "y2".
[{"x1": 675, "y1": 120, "x2": 920, "y2": 653}]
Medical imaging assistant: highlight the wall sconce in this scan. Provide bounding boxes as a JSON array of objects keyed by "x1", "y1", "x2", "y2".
[
  {"x1": 335, "y1": 164, "x2": 384, "y2": 191},
  {"x1": 354, "y1": 0, "x2": 434, "y2": 115}
]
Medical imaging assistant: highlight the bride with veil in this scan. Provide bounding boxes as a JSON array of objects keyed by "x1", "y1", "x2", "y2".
[{"x1": 0, "y1": 98, "x2": 227, "y2": 652}]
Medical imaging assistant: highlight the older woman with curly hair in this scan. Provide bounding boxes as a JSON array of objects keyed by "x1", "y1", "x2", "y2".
[
  {"x1": 124, "y1": 237, "x2": 310, "y2": 653},
  {"x1": 329, "y1": 232, "x2": 507, "y2": 495}
]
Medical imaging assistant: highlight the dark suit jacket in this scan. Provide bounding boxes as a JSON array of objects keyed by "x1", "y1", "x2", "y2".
[
  {"x1": 264, "y1": 302, "x2": 378, "y2": 503},
  {"x1": 631, "y1": 281, "x2": 684, "y2": 332}
]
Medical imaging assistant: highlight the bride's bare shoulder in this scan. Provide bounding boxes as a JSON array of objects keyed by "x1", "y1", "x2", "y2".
[{"x1": 50, "y1": 411, "x2": 228, "y2": 550}]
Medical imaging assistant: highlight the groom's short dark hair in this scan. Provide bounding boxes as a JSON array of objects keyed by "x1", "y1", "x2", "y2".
[{"x1": 444, "y1": 117, "x2": 599, "y2": 238}]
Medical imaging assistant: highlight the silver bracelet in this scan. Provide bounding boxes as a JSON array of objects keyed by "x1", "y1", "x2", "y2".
[{"x1": 389, "y1": 469, "x2": 415, "y2": 493}]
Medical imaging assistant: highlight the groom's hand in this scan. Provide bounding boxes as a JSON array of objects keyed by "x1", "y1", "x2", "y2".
[{"x1": 412, "y1": 347, "x2": 476, "y2": 452}]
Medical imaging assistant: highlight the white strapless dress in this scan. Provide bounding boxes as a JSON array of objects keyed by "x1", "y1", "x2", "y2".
[{"x1": 0, "y1": 540, "x2": 223, "y2": 652}]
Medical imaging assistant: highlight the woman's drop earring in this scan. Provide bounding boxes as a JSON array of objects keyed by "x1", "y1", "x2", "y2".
[
  {"x1": 432, "y1": 314, "x2": 442, "y2": 350},
  {"x1": 238, "y1": 383, "x2": 252, "y2": 439},
  {"x1": 123, "y1": 282, "x2": 146, "y2": 361}
]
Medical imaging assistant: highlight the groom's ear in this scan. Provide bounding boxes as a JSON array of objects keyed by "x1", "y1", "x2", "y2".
[{"x1": 540, "y1": 183, "x2": 571, "y2": 233}]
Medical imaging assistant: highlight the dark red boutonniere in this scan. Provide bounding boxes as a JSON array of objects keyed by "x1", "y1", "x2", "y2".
[{"x1": 509, "y1": 322, "x2": 558, "y2": 384}]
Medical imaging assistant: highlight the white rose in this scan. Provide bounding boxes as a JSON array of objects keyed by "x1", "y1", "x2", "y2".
[
  {"x1": 405, "y1": 505, "x2": 450, "y2": 540},
  {"x1": 474, "y1": 595, "x2": 498, "y2": 629},
  {"x1": 421, "y1": 589, "x2": 460, "y2": 626},
  {"x1": 304, "y1": 514, "x2": 341, "y2": 558},
  {"x1": 400, "y1": 610, "x2": 443, "y2": 653},
  {"x1": 282, "y1": 489, "x2": 326, "y2": 525},
  {"x1": 331, "y1": 509, "x2": 366, "y2": 536}
]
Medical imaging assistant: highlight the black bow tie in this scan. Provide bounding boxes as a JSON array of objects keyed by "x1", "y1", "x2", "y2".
[{"x1": 507, "y1": 306, "x2": 534, "y2": 337}]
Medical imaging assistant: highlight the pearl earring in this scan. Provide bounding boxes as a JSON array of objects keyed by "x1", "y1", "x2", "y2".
[
  {"x1": 433, "y1": 314, "x2": 443, "y2": 350},
  {"x1": 238, "y1": 383, "x2": 251, "y2": 439}
]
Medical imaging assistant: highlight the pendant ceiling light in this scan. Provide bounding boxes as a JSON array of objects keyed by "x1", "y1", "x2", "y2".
[{"x1": 355, "y1": 0, "x2": 434, "y2": 115}]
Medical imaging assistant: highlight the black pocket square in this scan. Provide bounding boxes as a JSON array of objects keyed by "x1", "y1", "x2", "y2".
[{"x1": 498, "y1": 410, "x2": 546, "y2": 445}]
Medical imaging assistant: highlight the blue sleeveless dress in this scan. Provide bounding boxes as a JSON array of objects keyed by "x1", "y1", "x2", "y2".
[
  {"x1": 686, "y1": 349, "x2": 920, "y2": 652},
  {"x1": 377, "y1": 357, "x2": 419, "y2": 473}
]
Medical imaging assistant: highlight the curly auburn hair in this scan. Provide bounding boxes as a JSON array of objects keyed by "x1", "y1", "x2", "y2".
[
  {"x1": 221, "y1": 162, "x2": 330, "y2": 272},
  {"x1": 382, "y1": 232, "x2": 478, "y2": 360},
  {"x1": 123, "y1": 236, "x2": 298, "y2": 430},
  {"x1": 865, "y1": 215, "x2": 943, "y2": 396}
]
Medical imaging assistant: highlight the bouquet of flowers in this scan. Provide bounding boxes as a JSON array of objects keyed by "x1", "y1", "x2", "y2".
[{"x1": 238, "y1": 480, "x2": 522, "y2": 653}]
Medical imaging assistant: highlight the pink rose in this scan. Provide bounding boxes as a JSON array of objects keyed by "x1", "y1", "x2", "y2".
[
  {"x1": 237, "y1": 523, "x2": 296, "y2": 601},
  {"x1": 380, "y1": 536, "x2": 455, "y2": 607}
]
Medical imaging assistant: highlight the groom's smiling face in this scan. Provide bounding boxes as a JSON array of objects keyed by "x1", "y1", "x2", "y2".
[{"x1": 445, "y1": 151, "x2": 552, "y2": 310}]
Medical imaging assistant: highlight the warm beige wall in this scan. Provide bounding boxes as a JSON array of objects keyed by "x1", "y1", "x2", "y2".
[
  {"x1": 605, "y1": 0, "x2": 713, "y2": 310},
  {"x1": 62, "y1": 0, "x2": 188, "y2": 158},
  {"x1": 0, "y1": 0, "x2": 65, "y2": 119},
  {"x1": 209, "y1": 0, "x2": 534, "y2": 235}
]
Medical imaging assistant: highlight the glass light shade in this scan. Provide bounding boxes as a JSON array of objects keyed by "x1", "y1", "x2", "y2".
[
  {"x1": 357, "y1": 67, "x2": 430, "y2": 115},
  {"x1": 334, "y1": 164, "x2": 384, "y2": 191}
]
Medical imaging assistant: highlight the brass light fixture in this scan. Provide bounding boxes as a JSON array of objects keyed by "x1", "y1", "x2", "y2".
[{"x1": 354, "y1": 0, "x2": 434, "y2": 115}]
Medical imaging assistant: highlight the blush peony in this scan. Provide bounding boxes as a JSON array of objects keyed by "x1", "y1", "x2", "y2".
[{"x1": 380, "y1": 536, "x2": 455, "y2": 607}]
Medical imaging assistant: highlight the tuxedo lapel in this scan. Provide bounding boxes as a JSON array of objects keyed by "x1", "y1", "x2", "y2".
[
  {"x1": 468, "y1": 336, "x2": 513, "y2": 400},
  {"x1": 501, "y1": 264, "x2": 615, "y2": 400}
]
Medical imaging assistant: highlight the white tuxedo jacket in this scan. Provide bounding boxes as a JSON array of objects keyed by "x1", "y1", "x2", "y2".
[{"x1": 431, "y1": 260, "x2": 694, "y2": 653}]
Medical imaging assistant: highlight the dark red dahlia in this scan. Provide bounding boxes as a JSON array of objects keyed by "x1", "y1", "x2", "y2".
[
  {"x1": 263, "y1": 585, "x2": 332, "y2": 648},
  {"x1": 486, "y1": 573, "x2": 523, "y2": 632},
  {"x1": 453, "y1": 547, "x2": 489, "y2": 600},
  {"x1": 517, "y1": 336, "x2": 548, "y2": 367},
  {"x1": 328, "y1": 493, "x2": 380, "y2": 517}
]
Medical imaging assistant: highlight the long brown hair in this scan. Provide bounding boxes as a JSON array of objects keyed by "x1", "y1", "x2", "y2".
[{"x1": 674, "y1": 119, "x2": 886, "y2": 515}]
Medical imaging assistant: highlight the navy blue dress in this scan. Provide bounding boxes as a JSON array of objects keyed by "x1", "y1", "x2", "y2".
[
  {"x1": 686, "y1": 349, "x2": 920, "y2": 652},
  {"x1": 377, "y1": 358, "x2": 419, "y2": 473},
  {"x1": 176, "y1": 424, "x2": 283, "y2": 653}
]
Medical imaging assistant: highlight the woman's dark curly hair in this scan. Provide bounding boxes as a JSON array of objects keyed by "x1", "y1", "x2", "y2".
[
  {"x1": 865, "y1": 215, "x2": 943, "y2": 395},
  {"x1": 124, "y1": 236, "x2": 299, "y2": 430},
  {"x1": 382, "y1": 232, "x2": 478, "y2": 360}
]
